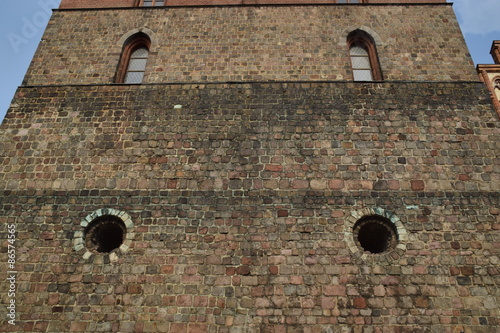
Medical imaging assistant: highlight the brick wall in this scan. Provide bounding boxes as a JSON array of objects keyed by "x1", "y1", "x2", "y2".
[
  {"x1": 2, "y1": 82, "x2": 498, "y2": 193},
  {"x1": 1, "y1": 1, "x2": 498, "y2": 332},
  {"x1": 0, "y1": 81, "x2": 499, "y2": 332},
  {"x1": 59, "y1": 0, "x2": 447, "y2": 9},
  {"x1": 59, "y1": 0, "x2": 137, "y2": 9},
  {"x1": 26, "y1": 4, "x2": 474, "y2": 85}
]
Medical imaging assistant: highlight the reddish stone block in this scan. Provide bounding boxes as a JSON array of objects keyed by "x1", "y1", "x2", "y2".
[
  {"x1": 459, "y1": 174, "x2": 470, "y2": 181},
  {"x1": 33, "y1": 321, "x2": 49, "y2": 332},
  {"x1": 177, "y1": 295, "x2": 192, "y2": 307},
  {"x1": 188, "y1": 323, "x2": 208, "y2": 333},
  {"x1": 70, "y1": 322, "x2": 87, "y2": 332},
  {"x1": 47, "y1": 293, "x2": 60, "y2": 305},
  {"x1": 487, "y1": 267, "x2": 499, "y2": 276},
  {"x1": 411, "y1": 180, "x2": 425, "y2": 191},
  {"x1": 161, "y1": 265, "x2": 174, "y2": 274},
  {"x1": 193, "y1": 296, "x2": 209, "y2": 307},
  {"x1": 128, "y1": 284, "x2": 142, "y2": 294},
  {"x1": 387, "y1": 180, "x2": 400, "y2": 190},
  {"x1": 329, "y1": 179, "x2": 345, "y2": 190},
  {"x1": 167, "y1": 179, "x2": 178, "y2": 189},
  {"x1": 162, "y1": 296, "x2": 176, "y2": 306},
  {"x1": 226, "y1": 267, "x2": 236, "y2": 275},
  {"x1": 292, "y1": 179, "x2": 309, "y2": 189},
  {"x1": 269, "y1": 266, "x2": 279, "y2": 275},
  {"x1": 324, "y1": 285, "x2": 346, "y2": 296},
  {"x1": 265, "y1": 164, "x2": 283, "y2": 172},
  {"x1": 277, "y1": 210, "x2": 288, "y2": 217},
  {"x1": 413, "y1": 266, "x2": 428, "y2": 275},
  {"x1": 353, "y1": 297, "x2": 367, "y2": 309},
  {"x1": 460, "y1": 267, "x2": 474, "y2": 276},
  {"x1": 236, "y1": 265, "x2": 251, "y2": 276},
  {"x1": 170, "y1": 323, "x2": 187, "y2": 332},
  {"x1": 414, "y1": 296, "x2": 430, "y2": 308},
  {"x1": 321, "y1": 297, "x2": 336, "y2": 309},
  {"x1": 40, "y1": 231, "x2": 54, "y2": 240}
]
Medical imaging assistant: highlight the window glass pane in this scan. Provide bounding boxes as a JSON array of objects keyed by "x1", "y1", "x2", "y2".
[
  {"x1": 351, "y1": 56, "x2": 370, "y2": 69},
  {"x1": 143, "y1": 0, "x2": 153, "y2": 6},
  {"x1": 155, "y1": 0, "x2": 165, "y2": 5},
  {"x1": 128, "y1": 58, "x2": 148, "y2": 71},
  {"x1": 131, "y1": 48, "x2": 149, "y2": 58},
  {"x1": 124, "y1": 46, "x2": 148, "y2": 84},
  {"x1": 350, "y1": 0, "x2": 360, "y2": 3},
  {"x1": 350, "y1": 45, "x2": 368, "y2": 56},
  {"x1": 125, "y1": 72, "x2": 145, "y2": 84},
  {"x1": 353, "y1": 70, "x2": 373, "y2": 81}
]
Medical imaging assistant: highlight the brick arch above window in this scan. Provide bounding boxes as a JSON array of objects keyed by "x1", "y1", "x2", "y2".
[
  {"x1": 115, "y1": 32, "x2": 152, "y2": 84},
  {"x1": 73, "y1": 208, "x2": 135, "y2": 264},
  {"x1": 117, "y1": 28, "x2": 157, "y2": 48},
  {"x1": 347, "y1": 29, "x2": 383, "y2": 81}
]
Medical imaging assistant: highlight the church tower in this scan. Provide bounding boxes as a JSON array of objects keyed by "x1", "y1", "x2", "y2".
[{"x1": 1, "y1": 0, "x2": 499, "y2": 332}]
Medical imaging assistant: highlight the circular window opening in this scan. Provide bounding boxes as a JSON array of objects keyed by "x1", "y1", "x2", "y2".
[
  {"x1": 84, "y1": 215, "x2": 126, "y2": 253},
  {"x1": 353, "y1": 216, "x2": 398, "y2": 254}
]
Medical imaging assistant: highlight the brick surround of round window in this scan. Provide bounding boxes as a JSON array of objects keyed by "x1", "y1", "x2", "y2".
[
  {"x1": 84, "y1": 216, "x2": 127, "y2": 253},
  {"x1": 73, "y1": 208, "x2": 134, "y2": 264},
  {"x1": 344, "y1": 208, "x2": 407, "y2": 263}
]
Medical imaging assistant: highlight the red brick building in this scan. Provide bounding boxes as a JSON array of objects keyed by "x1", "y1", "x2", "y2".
[
  {"x1": 1, "y1": 0, "x2": 499, "y2": 332},
  {"x1": 478, "y1": 41, "x2": 500, "y2": 117}
]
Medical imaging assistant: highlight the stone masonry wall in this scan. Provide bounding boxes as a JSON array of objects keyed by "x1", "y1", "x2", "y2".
[
  {"x1": 24, "y1": 4, "x2": 476, "y2": 86},
  {"x1": 0, "y1": 82, "x2": 499, "y2": 332},
  {"x1": 1, "y1": 82, "x2": 499, "y2": 193}
]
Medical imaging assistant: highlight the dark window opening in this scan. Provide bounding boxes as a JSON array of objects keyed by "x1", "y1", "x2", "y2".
[
  {"x1": 85, "y1": 215, "x2": 126, "y2": 253},
  {"x1": 353, "y1": 216, "x2": 398, "y2": 254}
]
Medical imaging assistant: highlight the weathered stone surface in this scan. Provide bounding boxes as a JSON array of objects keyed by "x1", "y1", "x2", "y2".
[
  {"x1": 0, "y1": 81, "x2": 498, "y2": 331},
  {"x1": 24, "y1": 4, "x2": 476, "y2": 86},
  {"x1": 0, "y1": 1, "x2": 498, "y2": 332}
]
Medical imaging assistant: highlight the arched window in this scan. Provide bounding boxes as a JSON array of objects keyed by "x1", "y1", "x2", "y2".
[
  {"x1": 347, "y1": 30, "x2": 382, "y2": 81},
  {"x1": 115, "y1": 33, "x2": 151, "y2": 84}
]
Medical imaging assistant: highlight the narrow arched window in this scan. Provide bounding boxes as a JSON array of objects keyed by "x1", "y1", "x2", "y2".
[
  {"x1": 347, "y1": 30, "x2": 382, "y2": 81},
  {"x1": 125, "y1": 47, "x2": 149, "y2": 83},
  {"x1": 116, "y1": 33, "x2": 151, "y2": 84}
]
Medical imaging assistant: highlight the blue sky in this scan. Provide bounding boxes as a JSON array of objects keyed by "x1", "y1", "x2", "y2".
[{"x1": 0, "y1": 0, "x2": 499, "y2": 123}]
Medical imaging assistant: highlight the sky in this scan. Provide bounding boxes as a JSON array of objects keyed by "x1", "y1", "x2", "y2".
[{"x1": 0, "y1": 0, "x2": 499, "y2": 123}]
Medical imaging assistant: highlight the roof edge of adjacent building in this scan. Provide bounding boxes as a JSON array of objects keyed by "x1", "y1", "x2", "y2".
[{"x1": 58, "y1": 0, "x2": 448, "y2": 10}]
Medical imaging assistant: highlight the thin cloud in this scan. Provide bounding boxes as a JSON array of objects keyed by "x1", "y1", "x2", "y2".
[{"x1": 453, "y1": 0, "x2": 500, "y2": 35}]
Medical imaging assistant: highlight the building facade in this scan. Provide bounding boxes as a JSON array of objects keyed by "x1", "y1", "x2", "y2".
[
  {"x1": 1, "y1": 0, "x2": 499, "y2": 332},
  {"x1": 477, "y1": 40, "x2": 500, "y2": 116}
]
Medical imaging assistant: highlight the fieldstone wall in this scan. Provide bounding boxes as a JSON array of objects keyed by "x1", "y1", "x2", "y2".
[
  {"x1": 2, "y1": 82, "x2": 498, "y2": 192},
  {"x1": 0, "y1": 82, "x2": 498, "y2": 332},
  {"x1": 24, "y1": 4, "x2": 475, "y2": 86}
]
